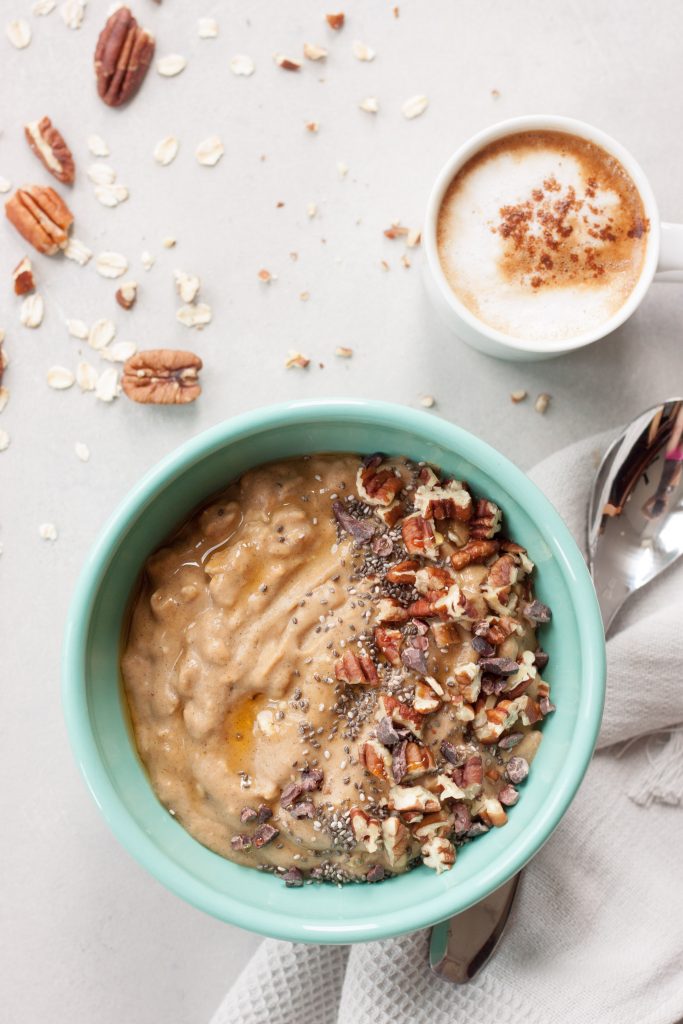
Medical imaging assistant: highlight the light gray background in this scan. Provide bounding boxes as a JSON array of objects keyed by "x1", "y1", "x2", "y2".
[{"x1": 1, "y1": 1, "x2": 681, "y2": 1021}]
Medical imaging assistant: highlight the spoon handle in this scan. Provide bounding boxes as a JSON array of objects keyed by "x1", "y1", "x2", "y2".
[{"x1": 429, "y1": 873, "x2": 521, "y2": 983}]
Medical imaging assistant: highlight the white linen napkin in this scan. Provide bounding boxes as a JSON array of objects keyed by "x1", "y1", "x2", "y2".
[{"x1": 211, "y1": 433, "x2": 683, "y2": 1024}]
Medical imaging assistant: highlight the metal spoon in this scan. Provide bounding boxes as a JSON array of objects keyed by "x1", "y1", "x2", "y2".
[{"x1": 430, "y1": 397, "x2": 683, "y2": 984}]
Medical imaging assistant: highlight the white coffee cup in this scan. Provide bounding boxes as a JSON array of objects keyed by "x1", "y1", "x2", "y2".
[{"x1": 423, "y1": 114, "x2": 683, "y2": 361}]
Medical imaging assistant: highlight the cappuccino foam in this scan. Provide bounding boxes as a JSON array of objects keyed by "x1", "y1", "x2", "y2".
[{"x1": 437, "y1": 131, "x2": 649, "y2": 342}]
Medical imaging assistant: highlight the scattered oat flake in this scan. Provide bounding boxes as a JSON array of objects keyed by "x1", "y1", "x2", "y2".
[
  {"x1": 39, "y1": 522, "x2": 58, "y2": 540},
  {"x1": 285, "y1": 350, "x2": 310, "y2": 369},
  {"x1": 258, "y1": 269, "x2": 273, "y2": 283},
  {"x1": 0, "y1": 387, "x2": 8, "y2": 413},
  {"x1": 535, "y1": 393, "x2": 551, "y2": 414},
  {"x1": 141, "y1": 251, "x2": 155, "y2": 271},
  {"x1": 510, "y1": 389, "x2": 527, "y2": 404},
  {"x1": 401, "y1": 253, "x2": 412, "y2": 268},
  {"x1": 380, "y1": 259, "x2": 390, "y2": 271},
  {"x1": 359, "y1": 97, "x2": 378, "y2": 113},
  {"x1": 64, "y1": 237, "x2": 92, "y2": 265},
  {"x1": 88, "y1": 318, "x2": 116, "y2": 351},
  {"x1": 157, "y1": 54, "x2": 187, "y2": 77},
  {"x1": 299, "y1": 291, "x2": 310, "y2": 302},
  {"x1": 353, "y1": 41, "x2": 375, "y2": 61},
  {"x1": 87, "y1": 163, "x2": 116, "y2": 186},
  {"x1": 491, "y1": 88, "x2": 501, "y2": 99},
  {"x1": 274, "y1": 53, "x2": 301, "y2": 71},
  {"x1": 0, "y1": 177, "x2": 11, "y2": 194},
  {"x1": 230, "y1": 54, "x2": 254, "y2": 76},
  {"x1": 67, "y1": 318, "x2": 89, "y2": 340},
  {"x1": 47, "y1": 366, "x2": 75, "y2": 390},
  {"x1": 154, "y1": 136, "x2": 179, "y2": 166},
  {"x1": 402, "y1": 95, "x2": 429, "y2": 119},
  {"x1": 174, "y1": 270, "x2": 201, "y2": 303},
  {"x1": 384, "y1": 223, "x2": 409, "y2": 239},
  {"x1": 76, "y1": 361, "x2": 97, "y2": 391},
  {"x1": 176, "y1": 303, "x2": 212, "y2": 328},
  {"x1": 95, "y1": 367, "x2": 119, "y2": 402},
  {"x1": 307, "y1": 202, "x2": 317, "y2": 218},
  {"x1": 0, "y1": 429, "x2": 9, "y2": 452},
  {"x1": 75, "y1": 441, "x2": 90, "y2": 462},
  {"x1": 196, "y1": 135, "x2": 224, "y2": 166},
  {"x1": 101, "y1": 340, "x2": 137, "y2": 362},
  {"x1": 96, "y1": 252, "x2": 128, "y2": 279},
  {"x1": 60, "y1": 0, "x2": 85, "y2": 29},
  {"x1": 162, "y1": 237, "x2": 176, "y2": 249},
  {"x1": 94, "y1": 183, "x2": 129, "y2": 207},
  {"x1": 303, "y1": 42, "x2": 327, "y2": 61},
  {"x1": 20, "y1": 293, "x2": 44, "y2": 328},
  {"x1": 198, "y1": 17, "x2": 218, "y2": 38},
  {"x1": 335, "y1": 346, "x2": 353, "y2": 358},
  {"x1": 87, "y1": 134, "x2": 109, "y2": 157},
  {"x1": 337, "y1": 161, "x2": 349, "y2": 178},
  {"x1": 6, "y1": 19, "x2": 31, "y2": 48},
  {"x1": 407, "y1": 228, "x2": 422, "y2": 248},
  {"x1": 420, "y1": 395, "x2": 436, "y2": 408},
  {"x1": 305, "y1": 121, "x2": 319, "y2": 133},
  {"x1": 33, "y1": 0, "x2": 56, "y2": 13}
]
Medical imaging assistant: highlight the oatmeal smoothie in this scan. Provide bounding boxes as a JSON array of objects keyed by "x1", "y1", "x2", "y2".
[{"x1": 122, "y1": 453, "x2": 554, "y2": 886}]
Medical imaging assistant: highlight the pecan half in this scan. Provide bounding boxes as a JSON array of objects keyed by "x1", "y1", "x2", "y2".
[
  {"x1": 469, "y1": 499, "x2": 502, "y2": 539},
  {"x1": 357, "y1": 460, "x2": 403, "y2": 506},
  {"x1": 121, "y1": 349, "x2": 202, "y2": 404},
  {"x1": 335, "y1": 650, "x2": 378, "y2": 686},
  {"x1": 450, "y1": 539, "x2": 499, "y2": 570},
  {"x1": 94, "y1": 6, "x2": 155, "y2": 107},
  {"x1": 385, "y1": 559, "x2": 419, "y2": 584},
  {"x1": 349, "y1": 807, "x2": 382, "y2": 852},
  {"x1": 24, "y1": 117, "x2": 75, "y2": 185},
  {"x1": 402, "y1": 513, "x2": 440, "y2": 559},
  {"x1": 361, "y1": 739, "x2": 392, "y2": 780},
  {"x1": 12, "y1": 256, "x2": 35, "y2": 295},
  {"x1": 5, "y1": 185, "x2": 73, "y2": 255}
]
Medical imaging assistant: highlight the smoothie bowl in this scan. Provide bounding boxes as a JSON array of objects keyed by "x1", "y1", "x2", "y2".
[{"x1": 62, "y1": 399, "x2": 605, "y2": 943}]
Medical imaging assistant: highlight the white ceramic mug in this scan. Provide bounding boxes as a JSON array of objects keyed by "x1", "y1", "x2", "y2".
[{"x1": 423, "y1": 114, "x2": 683, "y2": 361}]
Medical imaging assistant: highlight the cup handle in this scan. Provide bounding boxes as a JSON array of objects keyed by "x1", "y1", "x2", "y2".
[{"x1": 656, "y1": 222, "x2": 683, "y2": 280}]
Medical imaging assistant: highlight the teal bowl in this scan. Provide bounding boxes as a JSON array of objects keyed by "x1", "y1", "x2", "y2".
[{"x1": 62, "y1": 399, "x2": 605, "y2": 943}]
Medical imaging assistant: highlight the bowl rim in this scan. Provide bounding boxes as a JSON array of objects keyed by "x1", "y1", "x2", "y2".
[{"x1": 62, "y1": 398, "x2": 605, "y2": 943}]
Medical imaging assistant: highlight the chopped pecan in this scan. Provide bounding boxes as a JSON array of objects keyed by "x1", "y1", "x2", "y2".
[
  {"x1": 5, "y1": 185, "x2": 73, "y2": 255},
  {"x1": 382, "y1": 816, "x2": 410, "y2": 867},
  {"x1": 484, "y1": 554, "x2": 518, "y2": 605},
  {"x1": 414, "y1": 565, "x2": 454, "y2": 594},
  {"x1": 24, "y1": 117, "x2": 75, "y2": 185},
  {"x1": 430, "y1": 620, "x2": 459, "y2": 647},
  {"x1": 402, "y1": 741, "x2": 435, "y2": 780},
  {"x1": 335, "y1": 650, "x2": 378, "y2": 686},
  {"x1": 389, "y1": 784, "x2": 440, "y2": 813},
  {"x1": 349, "y1": 807, "x2": 382, "y2": 852},
  {"x1": 379, "y1": 694, "x2": 424, "y2": 736},
  {"x1": 94, "y1": 6, "x2": 155, "y2": 107},
  {"x1": 361, "y1": 739, "x2": 392, "y2": 780},
  {"x1": 406, "y1": 591, "x2": 442, "y2": 618},
  {"x1": 450, "y1": 539, "x2": 499, "y2": 570},
  {"x1": 413, "y1": 681, "x2": 441, "y2": 714},
  {"x1": 414, "y1": 479, "x2": 472, "y2": 522},
  {"x1": 469, "y1": 499, "x2": 502, "y2": 539},
  {"x1": 375, "y1": 501, "x2": 404, "y2": 527},
  {"x1": 412, "y1": 811, "x2": 454, "y2": 842},
  {"x1": 473, "y1": 699, "x2": 516, "y2": 744},
  {"x1": 374, "y1": 626, "x2": 402, "y2": 667},
  {"x1": 433, "y1": 584, "x2": 479, "y2": 623},
  {"x1": 421, "y1": 835, "x2": 456, "y2": 873},
  {"x1": 121, "y1": 349, "x2": 202, "y2": 404},
  {"x1": 332, "y1": 500, "x2": 377, "y2": 543},
  {"x1": 474, "y1": 615, "x2": 519, "y2": 646},
  {"x1": 462, "y1": 754, "x2": 483, "y2": 795},
  {"x1": 374, "y1": 596, "x2": 410, "y2": 624},
  {"x1": 402, "y1": 513, "x2": 440, "y2": 559},
  {"x1": 12, "y1": 256, "x2": 35, "y2": 295},
  {"x1": 385, "y1": 559, "x2": 419, "y2": 584},
  {"x1": 356, "y1": 460, "x2": 403, "y2": 506},
  {"x1": 481, "y1": 796, "x2": 507, "y2": 827},
  {"x1": 454, "y1": 662, "x2": 481, "y2": 703}
]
